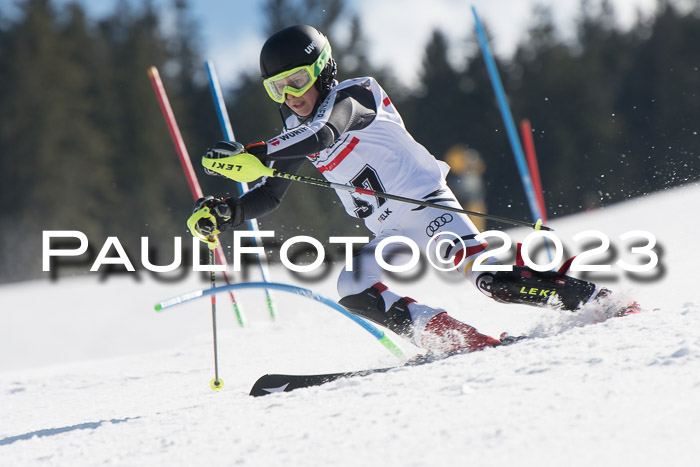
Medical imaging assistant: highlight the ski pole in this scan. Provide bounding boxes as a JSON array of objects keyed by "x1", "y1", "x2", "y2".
[
  {"x1": 202, "y1": 152, "x2": 551, "y2": 231},
  {"x1": 209, "y1": 247, "x2": 223, "y2": 391}
]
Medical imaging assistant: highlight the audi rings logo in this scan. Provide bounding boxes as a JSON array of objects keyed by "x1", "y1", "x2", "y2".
[{"x1": 425, "y1": 213, "x2": 453, "y2": 237}]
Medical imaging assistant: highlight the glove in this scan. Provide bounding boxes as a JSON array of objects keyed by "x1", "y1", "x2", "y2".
[
  {"x1": 187, "y1": 196, "x2": 244, "y2": 244},
  {"x1": 244, "y1": 141, "x2": 268, "y2": 161},
  {"x1": 203, "y1": 141, "x2": 246, "y2": 177},
  {"x1": 203, "y1": 141, "x2": 268, "y2": 177}
]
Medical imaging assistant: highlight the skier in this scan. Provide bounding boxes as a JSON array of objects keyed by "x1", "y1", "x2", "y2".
[{"x1": 188, "y1": 25, "x2": 634, "y2": 355}]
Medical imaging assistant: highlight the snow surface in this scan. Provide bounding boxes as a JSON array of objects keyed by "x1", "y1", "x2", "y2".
[{"x1": 1, "y1": 183, "x2": 699, "y2": 466}]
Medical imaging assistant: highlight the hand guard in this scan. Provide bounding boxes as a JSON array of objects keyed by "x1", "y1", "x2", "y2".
[
  {"x1": 203, "y1": 141, "x2": 246, "y2": 177},
  {"x1": 187, "y1": 195, "x2": 242, "y2": 248},
  {"x1": 203, "y1": 141, "x2": 269, "y2": 177}
]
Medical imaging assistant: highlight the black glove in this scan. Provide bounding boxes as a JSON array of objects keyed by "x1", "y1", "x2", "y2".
[
  {"x1": 188, "y1": 196, "x2": 244, "y2": 239},
  {"x1": 244, "y1": 141, "x2": 268, "y2": 161},
  {"x1": 203, "y1": 141, "x2": 246, "y2": 177}
]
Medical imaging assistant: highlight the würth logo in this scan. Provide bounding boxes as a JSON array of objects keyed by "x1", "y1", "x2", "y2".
[
  {"x1": 278, "y1": 127, "x2": 308, "y2": 140},
  {"x1": 268, "y1": 127, "x2": 308, "y2": 147}
]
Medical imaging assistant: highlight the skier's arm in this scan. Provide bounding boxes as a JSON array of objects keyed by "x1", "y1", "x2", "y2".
[
  {"x1": 188, "y1": 157, "x2": 302, "y2": 236},
  {"x1": 231, "y1": 157, "x2": 306, "y2": 221},
  {"x1": 226, "y1": 85, "x2": 377, "y2": 222}
]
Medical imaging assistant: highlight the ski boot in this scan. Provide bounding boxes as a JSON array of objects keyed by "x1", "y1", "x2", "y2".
[
  {"x1": 419, "y1": 312, "x2": 501, "y2": 354},
  {"x1": 476, "y1": 246, "x2": 643, "y2": 317},
  {"x1": 338, "y1": 283, "x2": 500, "y2": 354},
  {"x1": 482, "y1": 265, "x2": 598, "y2": 311}
]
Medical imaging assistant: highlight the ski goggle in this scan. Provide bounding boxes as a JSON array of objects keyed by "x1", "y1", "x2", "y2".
[{"x1": 262, "y1": 42, "x2": 332, "y2": 103}]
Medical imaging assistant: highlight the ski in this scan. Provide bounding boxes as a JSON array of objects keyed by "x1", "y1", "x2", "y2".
[
  {"x1": 249, "y1": 334, "x2": 527, "y2": 397},
  {"x1": 249, "y1": 367, "x2": 394, "y2": 396}
]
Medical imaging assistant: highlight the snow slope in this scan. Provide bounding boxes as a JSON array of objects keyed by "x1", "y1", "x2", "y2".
[{"x1": 1, "y1": 183, "x2": 699, "y2": 466}]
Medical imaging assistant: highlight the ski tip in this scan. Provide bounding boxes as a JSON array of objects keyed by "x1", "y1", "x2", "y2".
[
  {"x1": 249, "y1": 370, "x2": 376, "y2": 397},
  {"x1": 154, "y1": 304, "x2": 163, "y2": 311},
  {"x1": 249, "y1": 374, "x2": 294, "y2": 397}
]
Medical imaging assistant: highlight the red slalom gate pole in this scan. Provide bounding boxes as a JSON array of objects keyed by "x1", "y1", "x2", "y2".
[
  {"x1": 520, "y1": 119, "x2": 548, "y2": 223},
  {"x1": 148, "y1": 66, "x2": 246, "y2": 326}
]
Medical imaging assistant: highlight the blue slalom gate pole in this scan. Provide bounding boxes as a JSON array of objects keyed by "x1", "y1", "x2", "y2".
[
  {"x1": 155, "y1": 282, "x2": 406, "y2": 360},
  {"x1": 205, "y1": 61, "x2": 279, "y2": 321},
  {"x1": 471, "y1": 7, "x2": 553, "y2": 262},
  {"x1": 471, "y1": 7, "x2": 544, "y2": 224}
]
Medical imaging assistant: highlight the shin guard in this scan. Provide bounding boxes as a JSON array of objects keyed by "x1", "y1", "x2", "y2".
[{"x1": 338, "y1": 283, "x2": 415, "y2": 339}]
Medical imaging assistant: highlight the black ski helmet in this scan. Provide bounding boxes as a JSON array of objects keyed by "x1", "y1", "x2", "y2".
[{"x1": 259, "y1": 25, "x2": 337, "y2": 99}]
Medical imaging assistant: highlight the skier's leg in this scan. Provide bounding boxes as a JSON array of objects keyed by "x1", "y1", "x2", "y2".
[
  {"x1": 395, "y1": 188, "x2": 630, "y2": 316},
  {"x1": 338, "y1": 277, "x2": 501, "y2": 353},
  {"x1": 415, "y1": 197, "x2": 638, "y2": 316},
  {"x1": 336, "y1": 233, "x2": 431, "y2": 340},
  {"x1": 337, "y1": 205, "x2": 500, "y2": 353}
]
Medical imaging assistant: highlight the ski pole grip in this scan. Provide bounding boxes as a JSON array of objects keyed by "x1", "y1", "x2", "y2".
[
  {"x1": 202, "y1": 152, "x2": 273, "y2": 183},
  {"x1": 534, "y1": 218, "x2": 553, "y2": 231}
]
